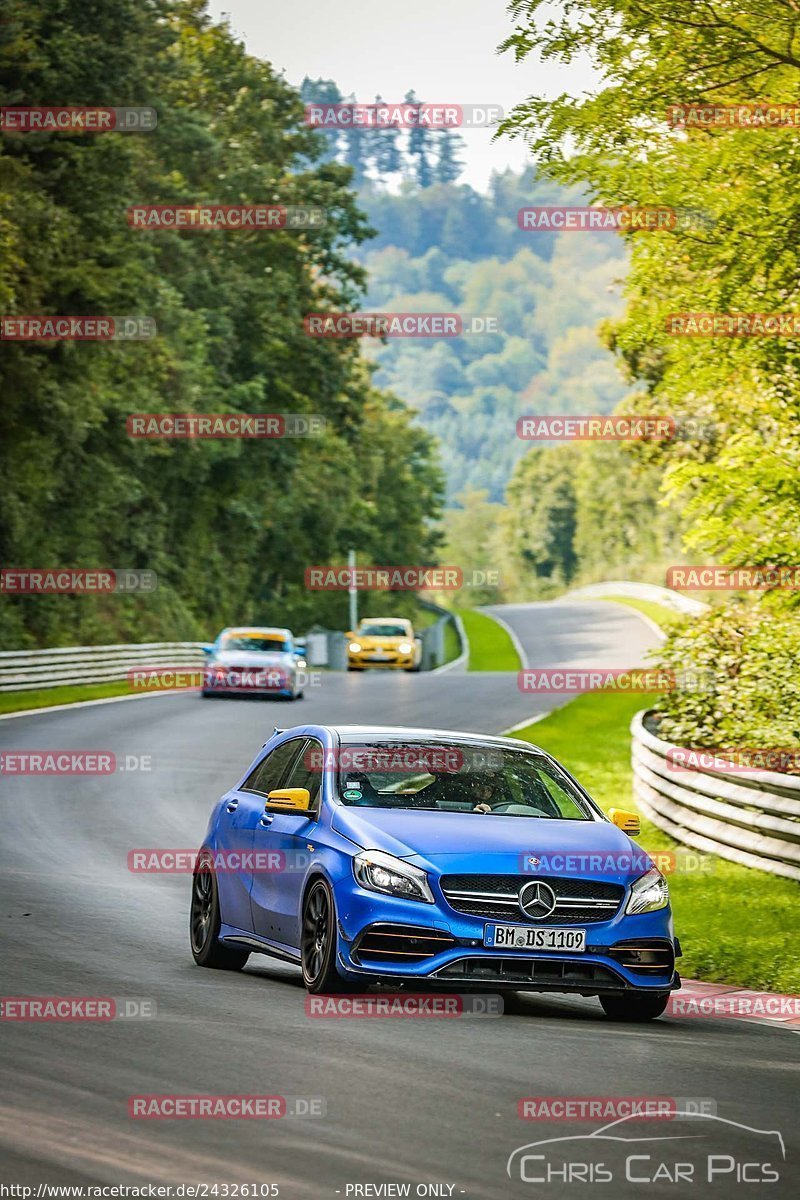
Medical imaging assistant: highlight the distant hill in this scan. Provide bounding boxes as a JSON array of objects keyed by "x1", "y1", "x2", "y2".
[{"x1": 355, "y1": 170, "x2": 630, "y2": 501}]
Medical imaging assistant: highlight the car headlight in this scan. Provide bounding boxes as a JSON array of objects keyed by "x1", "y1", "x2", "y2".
[
  {"x1": 353, "y1": 849, "x2": 434, "y2": 903},
  {"x1": 397, "y1": 641, "x2": 412, "y2": 653},
  {"x1": 626, "y1": 867, "x2": 669, "y2": 914},
  {"x1": 349, "y1": 642, "x2": 362, "y2": 653}
]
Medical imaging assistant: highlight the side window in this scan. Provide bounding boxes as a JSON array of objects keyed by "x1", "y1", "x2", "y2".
[
  {"x1": 282, "y1": 738, "x2": 323, "y2": 814},
  {"x1": 242, "y1": 739, "x2": 304, "y2": 797}
]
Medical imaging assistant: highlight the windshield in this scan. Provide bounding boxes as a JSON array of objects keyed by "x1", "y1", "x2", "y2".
[
  {"x1": 335, "y1": 741, "x2": 592, "y2": 820},
  {"x1": 358, "y1": 623, "x2": 408, "y2": 638},
  {"x1": 219, "y1": 632, "x2": 291, "y2": 653}
]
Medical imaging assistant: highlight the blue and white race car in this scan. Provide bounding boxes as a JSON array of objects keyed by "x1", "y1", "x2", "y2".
[{"x1": 201, "y1": 626, "x2": 306, "y2": 700}]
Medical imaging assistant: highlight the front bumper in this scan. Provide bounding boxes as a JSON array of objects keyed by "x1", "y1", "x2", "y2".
[
  {"x1": 348, "y1": 651, "x2": 415, "y2": 670},
  {"x1": 202, "y1": 667, "x2": 296, "y2": 696},
  {"x1": 333, "y1": 878, "x2": 679, "y2": 995}
]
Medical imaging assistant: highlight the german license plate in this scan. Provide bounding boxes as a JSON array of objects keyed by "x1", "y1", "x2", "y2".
[{"x1": 484, "y1": 925, "x2": 586, "y2": 952}]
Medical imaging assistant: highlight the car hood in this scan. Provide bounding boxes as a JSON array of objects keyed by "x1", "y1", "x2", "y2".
[
  {"x1": 211, "y1": 650, "x2": 294, "y2": 667},
  {"x1": 331, "y1": 807, "x2": 653, "y2": 884},
  {"x1": 353, "y1": 636, "x2": 409, "y2": 648}
]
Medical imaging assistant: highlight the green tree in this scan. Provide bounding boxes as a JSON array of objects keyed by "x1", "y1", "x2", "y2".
[
  {"x1": 405, "y1": 90, "x2": 433, "y2": 188},
  {"x1": 0, "y1": 0, "x2": 443, "y2": 648},
  {"x1": 499, "y1": 0, "x2": 800, "y2": 589},
  {"x1": 433, "y1": 130, "x2": 464, "y2": 185}
]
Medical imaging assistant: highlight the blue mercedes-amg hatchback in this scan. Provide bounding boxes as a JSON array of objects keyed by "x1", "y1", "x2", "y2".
[{"x1": 190, "y1": 724, "x2": 681, "y2": 1020}]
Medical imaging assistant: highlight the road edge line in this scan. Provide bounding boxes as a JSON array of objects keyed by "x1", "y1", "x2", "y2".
[{"x1": 0, "y1": 688, "x2": 186, "y2": 721}]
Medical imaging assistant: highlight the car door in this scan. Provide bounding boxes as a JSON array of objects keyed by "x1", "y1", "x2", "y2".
[
  {"x1": 250, "y1": 736, "x2": 323, "y2": 948},
  {"x1": 215, "y1": 738, "x2": 304, "y2": 934}
]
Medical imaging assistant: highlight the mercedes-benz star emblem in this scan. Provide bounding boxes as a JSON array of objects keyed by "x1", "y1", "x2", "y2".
[{"x1": 518, "y1": 879, "x2": 557, "y2": 920}]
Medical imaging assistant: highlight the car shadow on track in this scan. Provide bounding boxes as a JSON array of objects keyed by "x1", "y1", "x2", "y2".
[{"x1": 235, "y1": 966, "x2": 681, "y2": 1026}]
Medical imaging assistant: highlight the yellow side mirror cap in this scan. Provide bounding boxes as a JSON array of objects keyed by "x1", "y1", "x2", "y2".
[
  {"x1": 265, "y1": 787, "x2": 311, "y2": 813},
  {"x1": 610, "y1": 807, "x2": 641, "y2": 836}
]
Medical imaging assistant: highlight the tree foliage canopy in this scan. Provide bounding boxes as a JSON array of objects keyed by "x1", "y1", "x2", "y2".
[{"x1": 0, "y1": 0, "x2": 443, "y2": 647}]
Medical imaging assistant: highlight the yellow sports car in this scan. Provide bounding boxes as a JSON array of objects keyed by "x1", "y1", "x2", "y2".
[{"x1": 347, "y1": 617, "x2": 422, "y2": 672}]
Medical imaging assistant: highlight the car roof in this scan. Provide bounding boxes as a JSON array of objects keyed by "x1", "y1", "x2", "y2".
[
  {"x1": 359, "y1": 616, "x2": 412, "y2": 625},
  {"x1": 220, "y1": 626, "x2": 292, "y2": 637},
  {"x1": 327, "y1": 724, "x2": 546, "y2": 753}
]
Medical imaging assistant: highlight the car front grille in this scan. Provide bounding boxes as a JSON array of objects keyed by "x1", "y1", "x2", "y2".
[
  {"x1": 212, "y1": 665, "x2": 285, "y2": 684},
  {"x1": 439, "y1": 873, "x2": 624, "y2": 924},
  {"x1": 434, "y1": 957, "x2": 624, "y2": 988}
]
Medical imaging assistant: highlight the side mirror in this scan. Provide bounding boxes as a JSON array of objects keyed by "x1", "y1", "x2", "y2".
[
  {"x1": 201, "y1": 644, "x2": 214, "y2": 655},
  {"x1": 610, "y1": 808, "x2": 641, "y2": 836},
  {"x1": 265, "y1": 787, "x2": 311, "y2": 813},
  {"x1": 345, "y1": 631, "x2": 354, "y2": 640}
]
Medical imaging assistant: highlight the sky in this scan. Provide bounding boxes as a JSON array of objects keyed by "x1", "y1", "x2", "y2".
[{"x1": 206, "y1": 0, "x2": 596, "y2": 190}]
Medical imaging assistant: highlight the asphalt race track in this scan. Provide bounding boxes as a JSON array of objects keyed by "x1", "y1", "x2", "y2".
[{"x1": 1, "y1": 601, "x2": 798, "y2": 1197}]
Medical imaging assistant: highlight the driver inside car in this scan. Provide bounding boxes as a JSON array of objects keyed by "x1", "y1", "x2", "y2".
[{"x1": 469, "y1": 771, "x2": 507, "y2": 812}]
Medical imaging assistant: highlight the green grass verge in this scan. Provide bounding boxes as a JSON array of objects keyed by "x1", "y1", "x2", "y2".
[
  {"x1": 511, "y1": 689, "x2": 799, "y2": 993},
  {"x1": 460, "y1": 609, "x2": 521, "y2": 672},
  {"x1": 595, "y1": 594, "x2": 682, "y2": 631},
  {"x1": 0, "y1": 680, "x2": 139, "y2": 715},
  {"x1": 443, "y1": 619, "x2": 462, "y2": 666}
]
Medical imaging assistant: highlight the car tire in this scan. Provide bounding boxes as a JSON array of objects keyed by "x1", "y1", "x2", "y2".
[
  {"x1": 599, "y1": 993, "x2": 669, "y2": 1022},
  {"x1": 190, "y1": 854, "x2": 249, "y2": 971},
  {"x1": 301, "y1": 879, "x2": 359, "y2": 994}
]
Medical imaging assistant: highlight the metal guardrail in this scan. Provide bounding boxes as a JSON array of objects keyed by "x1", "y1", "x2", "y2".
[
  {"x1": 417, "y1": 599, "x2": 467, "y2": 672},
  {"x1": 0, "y1": 642, "x2": 206, "y2": 692},
  {"x1": 631, "y1": 709, "x2": 800, "y2": 881},
  {"x1": 0, "y1": 611, "x2": 469, "y2": 692},
  {"x1": 569, "y1": 581, "x2": 708, "y2": 616}
]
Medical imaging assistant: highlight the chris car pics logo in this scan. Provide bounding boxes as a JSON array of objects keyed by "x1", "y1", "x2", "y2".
[{"x1": 506, "y1": 1111, "x2": 785, "y2": 1185}]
